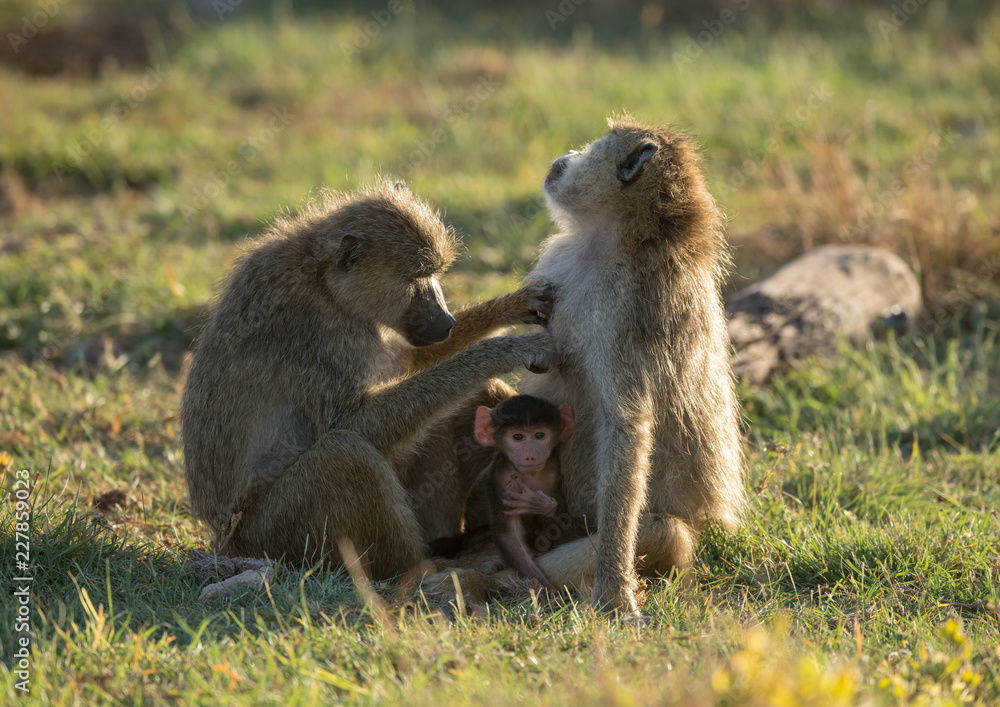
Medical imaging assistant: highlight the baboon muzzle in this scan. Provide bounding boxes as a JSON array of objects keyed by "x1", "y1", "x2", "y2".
[
  {"x1": 545, "y1": 150, "x2": 577, "y2": 188},
  {"x1": 405, "y1": 285, "x2": 455, "y2": 346},
  {"x1": 549, "y1": 155, "x2": 570, "y2": 176}
]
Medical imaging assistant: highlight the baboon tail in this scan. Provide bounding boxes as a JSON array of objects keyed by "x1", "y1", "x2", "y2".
[{"x1": 536, "y1": 512, "x2": 698, "y2": 595}]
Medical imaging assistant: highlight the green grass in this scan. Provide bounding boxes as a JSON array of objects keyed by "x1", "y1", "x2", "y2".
[{"x1": 2, "y1": 3, "x2": 1000, "y2": 704}]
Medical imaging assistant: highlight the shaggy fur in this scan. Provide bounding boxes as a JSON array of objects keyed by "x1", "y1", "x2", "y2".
[
  {"x1": 519, "y1": 117, "x2": 746, "y2": 614},
  {"x1": 181, "y1": 179, "x2": 554, "y2": 578}
]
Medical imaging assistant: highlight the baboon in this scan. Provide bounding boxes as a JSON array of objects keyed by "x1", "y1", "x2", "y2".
[
  {"x1": 181, "y1": 180, "x2": 556, "y2": 579},
  {"x1": 520, "y1": 117, "x2": 746, "y2": 615},
  {"x1": 404, "y1": 379, "x2": 516, "y2": 545},
  {"x1": 474, "y1": 395, "x2": 579, "y2": 593}
]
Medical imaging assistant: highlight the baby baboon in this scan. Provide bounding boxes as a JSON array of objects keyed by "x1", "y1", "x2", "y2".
[
  {"x1": 522, "y1": 117, "x2": 746, "y2": 615},
  {"x1": 181, "y1": 180, "x2": 555, "y2": 579},
  {"x1": 404, "y1": 378, "x2": 517, "y2": 545},
  {"x1": 475, "y1": 395, "x2": 578, "y2": 593}
]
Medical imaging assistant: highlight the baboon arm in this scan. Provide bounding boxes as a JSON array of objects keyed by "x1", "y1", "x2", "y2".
[
  {"x1": 496, "y1": 529, "x2": 556, "y2": 593},
  {"x1": 349, "y1": 333, "x2": 548, "y2": 457},
  {"x1": 490, "y1": 470, "x2": 558, "y2": 592},
  {"x1": 406, "y1": 286, "x2": 551, "y2": 372},
  {"x1": 407, "y1": 300, "x2": 513, "y2": 372},
  {"x1": 490, "y1": 508, "x2": 556, "y2": 593}
]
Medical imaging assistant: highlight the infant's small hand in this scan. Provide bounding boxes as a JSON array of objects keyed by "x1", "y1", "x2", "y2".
[{"x1": 502, "y1": 477, "x2": 558, "y2": 516}]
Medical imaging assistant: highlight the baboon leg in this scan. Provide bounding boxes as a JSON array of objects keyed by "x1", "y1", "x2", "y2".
[
  {"x1": 589, "y1": 397, "x2": 656, "y2": 614},
  {"x1": 535, "y1": 512, "x2": 697, "y2": 597},
  {"x1": 224, "y1": 430, "x2": 425, "y2": 580}
]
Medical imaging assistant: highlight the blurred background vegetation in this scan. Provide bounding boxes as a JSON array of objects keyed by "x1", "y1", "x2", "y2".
[
  {"x1": 1, "y1": 3, "x2": 999, "y2": 702},
  {"x1": 1, "y1": 0, "x2": 998, "y2": 370}
]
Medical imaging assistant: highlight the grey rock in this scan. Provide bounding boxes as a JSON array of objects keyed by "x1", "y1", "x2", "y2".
[{"x1": 726, "y1": 245, "x2": 922, "y2": 384}]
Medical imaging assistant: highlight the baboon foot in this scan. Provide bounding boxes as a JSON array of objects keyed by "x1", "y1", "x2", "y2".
[
  {"x1": 592, "y1": 572, "x2": 641, "y2": 618},
  {"x1": 419, "y1": 567, "x2": 551, "y2": 613}
]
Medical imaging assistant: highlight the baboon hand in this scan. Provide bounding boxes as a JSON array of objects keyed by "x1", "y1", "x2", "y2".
[
  {"x1": 517, "y1": 332, "x2": 557, "y2": 373},
  {"x1": 506, "y1": 282, "x2": 555, "y2": 327},
  {"x1": 503, "y1": 477, "x2": 558, "y2": 516}
]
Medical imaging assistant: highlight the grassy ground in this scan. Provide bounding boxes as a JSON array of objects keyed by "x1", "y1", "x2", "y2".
[{"x1": 2, "y1": 2, "x2": 999, "y2": 704}]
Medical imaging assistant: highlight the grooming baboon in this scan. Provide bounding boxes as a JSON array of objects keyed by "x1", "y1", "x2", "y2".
[
  {"x1": 521, "y1": 117, "x2": 745, "y2": 615},
  {"x1": 181, "y1": 180, "x2": 555, "y2": 579}
]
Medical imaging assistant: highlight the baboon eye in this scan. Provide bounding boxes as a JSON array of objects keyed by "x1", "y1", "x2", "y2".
[
  {"x1": 534, "y1": 432, "x2": 546, "y2": 440},
  {"x1": 513, "y1": 433, "x2": 524, "y2": 441}
]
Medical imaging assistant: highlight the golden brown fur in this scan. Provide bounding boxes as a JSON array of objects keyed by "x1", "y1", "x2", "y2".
[
  {"x1": 403, "y1": 378, "x2": 516, "y2": 543},
  {"x1": 520, "y1": 117, "x2": 746, "y2": 614},
  {"x1": 181, "y1": 180, "x2": 555, "y2": 579}
]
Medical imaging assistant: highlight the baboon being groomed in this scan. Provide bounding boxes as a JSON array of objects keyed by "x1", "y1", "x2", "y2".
[
  {"x1": 520, "y1": 117, "x2": 746, "y2": 615},
  {"x1": 181, "y1": 180, "x2": 555, "y2": 579}
]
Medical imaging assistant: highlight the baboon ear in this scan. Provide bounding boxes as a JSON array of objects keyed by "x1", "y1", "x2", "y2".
[
  {"x1": 474, "y1": 406, "x2": 496, "y2": 446},
  {"x1": 558, "y1": 404, "x2": 575, "y2": 442},
  {"x1": 334, "y1": 234, "x2": 361, "y2": 271},
  {"x1": 617, "y1": 142, "x2": 659, "y2": 185}
]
